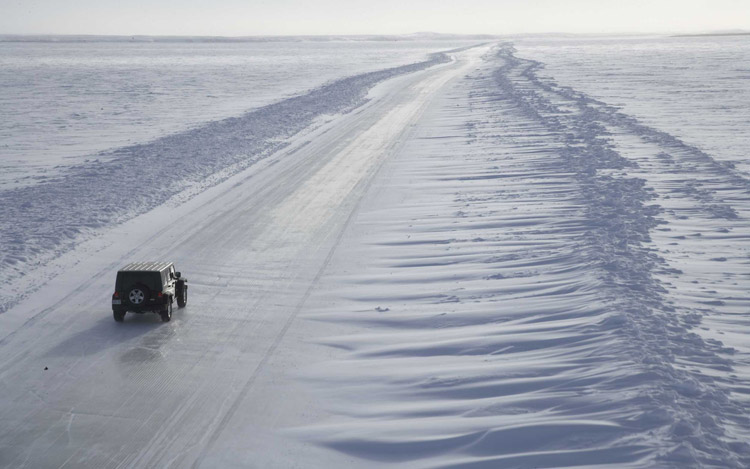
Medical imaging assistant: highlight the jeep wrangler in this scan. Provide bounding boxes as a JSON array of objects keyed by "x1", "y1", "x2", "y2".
[{"x1": 112, "y1": 261, "x2": 188, "y2": 322}]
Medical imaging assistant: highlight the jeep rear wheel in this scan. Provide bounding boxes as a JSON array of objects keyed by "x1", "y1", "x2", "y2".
[
  {"x1": 160, "y1": 300, "x2": 172, "y2": 322},
  {"x1": 113, "y1": 311, "x2": 125, "y2": 322}
]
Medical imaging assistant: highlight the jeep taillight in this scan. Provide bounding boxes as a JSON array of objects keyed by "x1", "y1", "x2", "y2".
[{"x1": 113, "y1": 291, "x2": 119, "y2": 298}]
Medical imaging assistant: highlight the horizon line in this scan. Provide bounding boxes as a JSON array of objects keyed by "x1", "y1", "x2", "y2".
[{"x1": 2, "y1": 30, "x2": 742, "y2": 40}]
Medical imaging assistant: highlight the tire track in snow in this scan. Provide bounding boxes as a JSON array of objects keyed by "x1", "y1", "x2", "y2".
[{"x1": 500, "y1": 44, "x2": 750, "y2": 460}]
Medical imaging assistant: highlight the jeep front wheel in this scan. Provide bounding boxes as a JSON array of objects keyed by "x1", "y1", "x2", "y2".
[
  {"x1": 160, "y1": 299, "x2": 173, "y2": 322},
  {"x1": 177, "y1": 283, "x2": 187, "y2": 308},
  {"x1": 175, "y1": 281, "x2": 187, "y2": 308}
]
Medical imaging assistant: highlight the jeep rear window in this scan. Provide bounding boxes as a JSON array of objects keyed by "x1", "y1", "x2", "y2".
[{"x1": 116, "y1": 272, "x2": 162, "y2": 292}]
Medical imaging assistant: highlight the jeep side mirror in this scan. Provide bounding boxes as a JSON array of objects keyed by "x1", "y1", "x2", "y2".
[{"x1": 175, "y1": 272, "x2": 181, "y2": 278}]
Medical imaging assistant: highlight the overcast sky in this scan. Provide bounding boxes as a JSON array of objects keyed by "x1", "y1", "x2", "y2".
[{"x1": 1, "y1": 0, "x2": 748, "y2": 36}]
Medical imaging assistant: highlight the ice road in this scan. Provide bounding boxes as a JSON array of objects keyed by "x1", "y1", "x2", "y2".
[{"x1": 2, "y1": 42, "x2": 750, "y2": 468}]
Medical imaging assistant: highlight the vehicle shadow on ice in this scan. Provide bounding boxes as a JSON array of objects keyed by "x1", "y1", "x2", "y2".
[{"x1": 44, "y1": 313, "x2": 173, "y2": 360}]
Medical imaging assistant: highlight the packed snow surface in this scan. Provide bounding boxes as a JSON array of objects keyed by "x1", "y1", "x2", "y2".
[{"x1": 1, "y1": 36, "x2": 750, "y2": 468}]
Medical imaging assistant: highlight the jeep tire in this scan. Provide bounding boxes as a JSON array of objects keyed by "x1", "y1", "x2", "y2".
[
  {"x1": 113, "y1": 310, "x2": 126, "y2": 322},
  {"x1": 176, "y1": 281, "x2": 187, "y2": 308},
  {"x1": 127, "y1": 284, "x2": 150, "y2": 307},
  {"x1": 160, "y1": 299, "x2": 173, "y2": 322}
]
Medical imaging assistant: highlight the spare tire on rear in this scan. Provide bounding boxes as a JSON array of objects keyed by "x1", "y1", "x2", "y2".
[{"x1": 126, "y1": 284, "x2": 150, "y2": 307}]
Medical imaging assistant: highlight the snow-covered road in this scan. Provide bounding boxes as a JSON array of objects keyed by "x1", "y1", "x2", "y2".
[
  {"x1": 2, "y1": 41, "x2": 750, "y2": 469},
  {"x1": 0, "y1": 46, "x2": 489, "y2": 467}
]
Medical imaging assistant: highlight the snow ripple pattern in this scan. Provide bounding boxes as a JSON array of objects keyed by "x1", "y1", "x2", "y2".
[
  {"x1": 0, "y1": 51, "x2": 451, "y2": 312},
  {"x1": 303, "y1": 45, "x2": 750, "y2": 467}
]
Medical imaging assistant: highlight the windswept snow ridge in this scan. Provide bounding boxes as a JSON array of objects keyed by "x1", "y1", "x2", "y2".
[
  {"x1": 0, "y1": 51, "x2": 455, "y2": 313},
  {"x1": 301, "y1": 45, "x2": 750, "y2": 467}
]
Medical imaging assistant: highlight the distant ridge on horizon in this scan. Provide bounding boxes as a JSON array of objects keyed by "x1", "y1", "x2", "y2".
[
  {"x1": 673, "y1": 29, "x2": 750, "y2": 37},
  {"x1": 3, "y1": 30, "x2": 746, "y2": 43},
  {"x1": 0, "y1": 32, "x2": 499, "y2": 43}
]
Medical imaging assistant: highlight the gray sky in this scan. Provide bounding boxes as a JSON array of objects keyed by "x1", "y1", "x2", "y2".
[{"x1": 1, "y1": 0, "x2": 749, "y2": 36}]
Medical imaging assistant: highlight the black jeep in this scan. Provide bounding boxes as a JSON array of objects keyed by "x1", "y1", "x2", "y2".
[{"x1": 112, "y1": 262, "x2": 188, "y2": 322}]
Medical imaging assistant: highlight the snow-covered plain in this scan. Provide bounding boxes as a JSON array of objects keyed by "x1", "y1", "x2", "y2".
[
  {"x1": 300, "y1": 43, "x2": 750, "y2": 467},
  {"x1": 0, "y1": 38, "x2": 480, "y2": 187},
  {"x1": 514, "y1": 35, "x2": 750, "y2": 176},
  {"x1": 1, "y1": 36, "x2": 750, "y2": 468}
]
